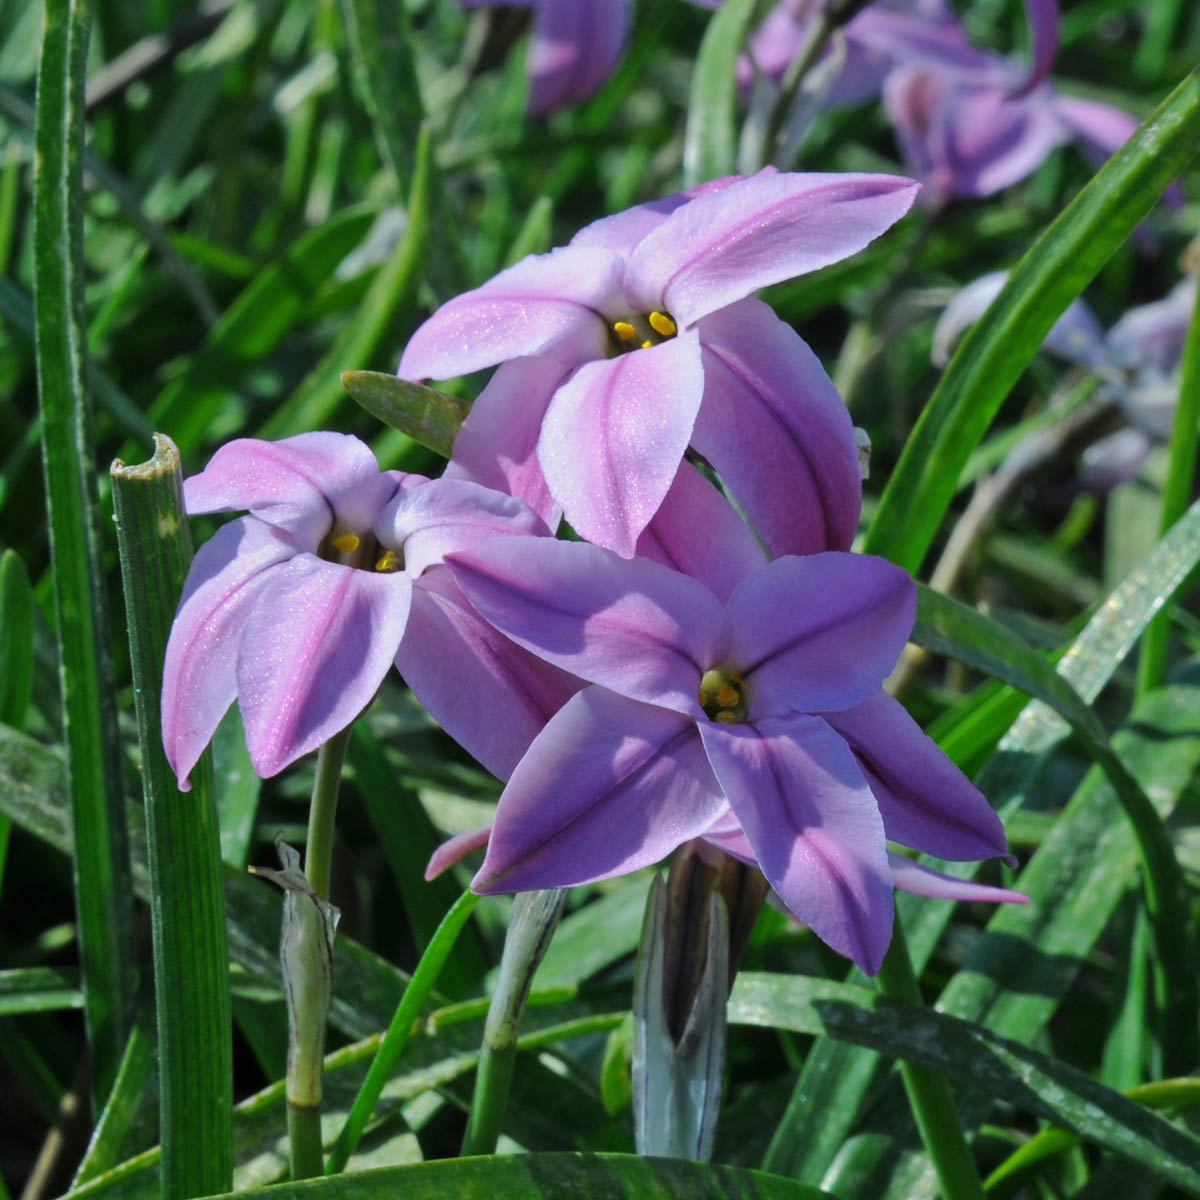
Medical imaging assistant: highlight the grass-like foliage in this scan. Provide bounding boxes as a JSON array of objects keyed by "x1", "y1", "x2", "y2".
[{"x1": 4, "y1": 1, "x2": 1200, "y2": 1198}]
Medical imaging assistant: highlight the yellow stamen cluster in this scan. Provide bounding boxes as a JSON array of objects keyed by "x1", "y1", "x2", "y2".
[
  {"x1": 375, "y1": 549, "x2": 401, "y2": 573},
  {"x1": 609, "y1": 309, "x2": 679, "y2": 356},
  {"x1": 698, "y1": 668, "x2": 747, "y2": 725},
  {"x1": 331, "y1": 533, "x2": 360, "y2": 553}
]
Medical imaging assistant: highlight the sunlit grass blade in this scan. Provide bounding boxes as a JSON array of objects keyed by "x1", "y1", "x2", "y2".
[
  {"x1": 33, "y1": 0, "x2": 135, "y2": 1107},
  {"x1": 864, "y1": 66, "x2": 1200, "y2": 574},
  {"x1": 913, "y1": 585, "x2": 1198, "y2": 1071},
  {"x1": 0, "y1": 967, "x2": 82, "y2": 1016},
  {"x1": 340, "y1": 370, "x2": 469, "y2": 458},
  {"x1": 111, "y1": 434, "x2": 233, "y2": 1196},
  {"x1": 683, "y1": 0, "x2": 758, "y2": 186}
]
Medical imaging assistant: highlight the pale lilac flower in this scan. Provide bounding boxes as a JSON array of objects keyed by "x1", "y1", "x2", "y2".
[
  {"x1": 162, "y1": 433, "x2": 578, "y2": 788},
  {"x1": 934, "y1": 271, "x2": 1197, "y2": 484},
  {"x1": 401, "y1": 169, "x2": 919, "y2": 558},
  {"x1": 445, "y1": 535, "x2": 1014, "y2": 973},
  {"x1": 459, "y1": 0, "x2": 631, "y2": 114}
]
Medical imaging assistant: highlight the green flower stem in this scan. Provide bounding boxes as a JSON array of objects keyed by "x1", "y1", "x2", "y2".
[
  {"x1": 287, "y1": 1102, "x2": 324, "y2": 1182},
  {"x1": 111, "y1": 435, "x2": 233, "y2": 1198},
  {"x1": 1137, "y1": 278, "x2": 1200, "y2": 694},
  {"x1": 303, "y1": 723, "x2": 352, "y2": 902},
  {"x1": 326, "y1": 888, "x2": 480, "y2": 1174},
  {"x1": 461, "y1": 889, "x2": 567, "y2": 1157},
  {"x1": 874, "y1": 916, "x2": 985, "y2": 1200}
]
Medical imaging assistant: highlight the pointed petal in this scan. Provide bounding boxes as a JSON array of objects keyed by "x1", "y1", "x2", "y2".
[
  {"x1": 538, "y1": 332, "x2": 705, "y2": 557},
  {"x1": 162, "y1": 517, "x2": 296, "y2": 789},
  {"x1": 692, "y1": 299, "x2": 861, "y2": 556},
  {"x1": 570, "y1": 174, "x2": 755, "y2": 256},
  {"x1": 447, "y1": 536, "x2": 729, "y2": 714},
  {"x1": 236, "y1": 557, "x2": 411, "y2": 777},
  {"x1": 473, "y1": 688, "x2": 723, "y2": 892},
  {"x1": 398, "y1": 569, "x2": 582, "y2": 780},
  {"x1": 635, "y1": 462, "x2": 766, "y2": 604},
  {"x1": 426, "y1": 824, "x2": 493, "y2": 881},
  {"x1": 823, "y1": 691, "x2": 1011, "y2": 862},
  {"x1": 526, "y1": 0, "x2": 631, "y2": 114},
  {"x1": 397, "y1": 245, "x2": 620, "y2": 381},
  {"x1": 700, "y1": 715, "x2": 894, "y2": 974},
  {"x1": 888, "y1": 853, "x2": 1028, "y2": 904},
  {"x1": 183, "y1": 432, "x2": 396, "y2": 547},
  {"x1": 378, "y1": 475, "x2": 547, "y2": 578},
  {"x1": 729, "y1": 553, "x2": 915, "y2": 717},
  {"x1": 624, "y1": 170, "x2": 920, "y2": 326},
  {"x1": 445, "y1": 356, "x2": 569, "y2": 527}
]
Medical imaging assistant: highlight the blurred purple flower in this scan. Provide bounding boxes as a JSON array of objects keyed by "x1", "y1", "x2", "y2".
[
  {"x1": 162, "y1": 432, "x2": 579, "y2": 788},
  {"x1": 881, "y1": 0, "x2": 1143, "y2": 201},
  {"x1": 459, "y1": 0, "x2": 631, "y2": 114},
  {"x1": 400, "y1": 169, "x2": 918, "y2": 558},
  {"x1": 446, "y1": 534, "x2": 1015, "y2": 973},
  {"x1": 934, "y1": 271, "x2": 1197, "y2": 484}
]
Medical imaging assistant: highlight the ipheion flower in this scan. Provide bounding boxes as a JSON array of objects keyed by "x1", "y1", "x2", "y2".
[
  {"x1": 446, "y1": 536, "x2": 1021, "y2": 974},
  {"x1": 400, "y1": 168, "x2": 920, "y2": 559},
  {"x1": 161, "y1": 432, "x2": 579, "y2": 789}
]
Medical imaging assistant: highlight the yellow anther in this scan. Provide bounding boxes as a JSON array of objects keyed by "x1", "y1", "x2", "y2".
[
  {"x1": 375, "y1": 549, "x2": 400, "y2": 573},
  {"x1": 715, "y1": 711, "x2": 738, "y2": 724},
  {"x1": 648, "y1": 310, "x2": 677, "y2": 337},
  {"x1": 614, "y1": 321, "x2": 637, "y2": 341},
  {"x1": 716, "y1": 683, "x2": 740, "y2": 709},
  {"x1": 641, "y1": 339, "x2": 654, "y2": 350},
  {"x1": 331, "y1": 533, "x2": 360, "y2": 553}
]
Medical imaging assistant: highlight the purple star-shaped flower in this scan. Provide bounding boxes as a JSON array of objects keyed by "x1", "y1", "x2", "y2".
[
  {"x1": 162, "y1": 432, "x2": 579, "y2": 788},
  {"x1": 399, "y1": 169, "x2": 919, "y2": 559},
  {"x1": 446, "y1": 535, "x2": 1013, "y2": 973}
]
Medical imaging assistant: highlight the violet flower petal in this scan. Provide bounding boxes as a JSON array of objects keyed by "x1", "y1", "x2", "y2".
[
  {"x1": 397, "y1": 245, "x2": 621, "y2": 381},
  {"x1": 426, "y1": 824, "x2": 493, "y2": 881},
  {"x1": 473, "y1": 688, "x2": 725, "y2": 892},
  {"x1": 236, "y1": 555, "x2": 412, "y2": 778},
  {"x1": 1053, "y1": 95, "x2": 1138, "y2": 162},
  {"x1": 447, "y1": 536, "x2": 729, "y2": 715},
  {"x1": 183, "y1": 432, "x2": 398, "y2": 548},
  {"x1": 398, "y1": 569, "x2": 582, "y2": 781},
  {"x1": 700, "y1": 714, "x2": 894, "y2": 974},
  {"x1": 570, "y1": 174, "x2": 753, "y2": 256},
  {"x1": 1014, "y1": 0, "x2": 1060, "y2": 95},
  {"x1": 378, "y1": 475, "x2": 547, "y2": 578},
  {"x1": 691, "y1": 298, "x2": 861, "y2": 557},
  {"x1": 888, "y1": 853, "x2": 1028, "y2": 904},
  {"x1": 538, "y1": 331, "x2": 705, "y2": 557},
  {"x1": 728, "y1": 553, "x2": 915, "y2": 718},
  {"x1": 526, "y1": 0, "x2": 632, "y2": 115},
  {"x1": 445, "y1": 356, "x2": 570, "y2": 528},
  {"x1": 162, "y1": 517, "x2": 297, "y2": 790},
  {"x1": 624, "y1": 170, "x2": 920, "y2": 327},
  {"x1": 823, "y1": 691, "x2": 1011, "y2": 862},
  {"x1": 635, "y1": 462, "x2": 766, "y2": 605}
]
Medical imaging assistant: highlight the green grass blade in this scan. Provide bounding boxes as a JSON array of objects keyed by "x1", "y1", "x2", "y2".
[
  {"x1": 730, "y1": 974, "x2": 1200, "y2": 1194},
  {"x1": 33, "y1": 0, "x2": 135, "y2": 1106},
  {"x1": 111, "y1": 434, "x2": 233, "y2": 1197},
  {"x1": 0, "y1": 549, "x2": 33, "y2": 729},
  {"x1": 0, "y1": 967, "x2": 83, "y2": 1016},
  {"x1": 1136, "y1": 272, "x2": 1200, "y2": 691},
  {"x1": 864, "y1": 67, "x2": 1200, "y2": 573},
  {"x1": 683, "y1": 0, "x2": 758, "y2": 186},
  {"x1": 340, "y1": 371, "x2": 469, "y2": 458},
  {"x1": 257, "y1": 122, "x2": 437, "y2": 440}
]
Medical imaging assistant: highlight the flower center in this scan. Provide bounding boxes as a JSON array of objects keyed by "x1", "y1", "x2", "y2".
[
  {"x1": 320, "y1": 530, "x2": 403, "y2": 573},
  {"x1": 609, "y1": 309, "x2": 678, "y2": 355},
  {"x1": 698, "y1": 668, "x2": 747, "y2": 725}
]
